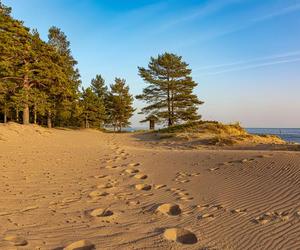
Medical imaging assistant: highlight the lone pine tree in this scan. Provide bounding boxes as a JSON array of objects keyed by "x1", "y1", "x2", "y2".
[{"x1": 137, "y1": 53, "x2": 203, "y2": 127}]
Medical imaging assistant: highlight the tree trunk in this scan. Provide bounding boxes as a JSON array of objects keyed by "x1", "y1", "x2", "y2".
[
  {"x1": 16, "y1": 107, "x2": 19, "y2": 123},
  {"x1": 47, "y1": 111, "x2": 52, "y2": 128},
  {"x1": 85, "y1": 116, "x2": 89, "y2": 128},
  {"x1": 23, "y1": 103, "x2": 30, "y2": 125},
  {"x1": 34, "y1": 107, "x2": 37, "y2": 124},
  {"x1": 167, "y1": 74, "x2": 172, "y2": 127},
  {"x1": 4, "y1": 109, "x2": 7, "y2": 123},
  {"x1": 23, "y1": 73, "x2": 30, "y2": 125}
]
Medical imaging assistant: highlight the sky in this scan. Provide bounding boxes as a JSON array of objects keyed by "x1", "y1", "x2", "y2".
[{"x1": 3, "y1": 0, "x2": 300, "y2": 128}]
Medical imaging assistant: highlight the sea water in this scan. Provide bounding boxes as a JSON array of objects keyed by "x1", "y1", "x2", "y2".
[{"x1": 246, "y1": 128, "x2": 300, "y2": 144}]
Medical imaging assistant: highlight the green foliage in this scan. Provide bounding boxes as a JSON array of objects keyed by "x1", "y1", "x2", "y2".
[
  {"x1": 91, "y1": 74, "x2": 108, "y2": 101},
  {"x1": 0, "y1": 2, "x2": 135, "y2": 129},
  {"x1": 157, "y1": 121, "x2": 246, "y2": 135},
  {"x1": 137, "y1": 52, "x2": 203, "y2": 127},
  {"x1": 106, "y1": 78, "x2": 135, "y2": 131},
  {"x1": 80, "y1": 87, "x2": 106, "y2": 128},
  {"x1": 0, "y1": 2, "x2": 82, "y2": 126}
]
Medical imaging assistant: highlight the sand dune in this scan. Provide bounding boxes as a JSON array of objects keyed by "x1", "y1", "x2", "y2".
[{"x1": 0, "y1": 123, "x2": 299, "y2": 249}]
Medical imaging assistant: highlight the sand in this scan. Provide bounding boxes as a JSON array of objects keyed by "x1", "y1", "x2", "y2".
[{"x1": 0, "y1": 123, "x2": 299, "y2": 249}]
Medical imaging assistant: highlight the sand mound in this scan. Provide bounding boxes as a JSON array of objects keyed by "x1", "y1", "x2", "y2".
[
  {"x1": 155, "y1": 121, "x2": 285, "y2": 146},
  {"x1": 0, "y1": 122, "x2": 51, "y2": 142}
]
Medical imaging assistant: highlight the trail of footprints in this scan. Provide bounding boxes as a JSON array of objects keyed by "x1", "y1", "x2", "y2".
[{"x1": 2, "y1": 145, "x2": 300, "y2": 249}]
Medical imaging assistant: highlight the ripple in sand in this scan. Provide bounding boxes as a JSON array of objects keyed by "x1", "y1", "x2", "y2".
[
  {"x1": 154, "y1": 184, "x2": 166, "y2": 190},
  {"x1": 94, "y1": 174, "x2": 107, "y2": 179},
  {"x1": 97, "y1": 183, "x2": 114, "y2": 189},
  {"x1": 21, "y1": 205, "x2": 39, "y2": 212}
]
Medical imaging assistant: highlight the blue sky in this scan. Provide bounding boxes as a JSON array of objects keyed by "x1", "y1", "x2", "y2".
[{"x1": 4, "y1": 0, "x2": 300, "y2": 128}]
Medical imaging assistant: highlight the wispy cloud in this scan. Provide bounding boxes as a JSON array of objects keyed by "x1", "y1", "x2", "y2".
[
  {"x1": 174, "y1": 1, "x2": 300, "y2": 49},
  {"x1": 158, "y1": 0, "x2": 242, "y2": 32},
  {"x1": 195, "y1": 55, "x2": 300, "y2": 76},
  {"x1": 194, "y1": 50, "x2": 300, "y2": 71},
  {"x1": 253, "y1": 2, "x2": 300, "y2": 22}
]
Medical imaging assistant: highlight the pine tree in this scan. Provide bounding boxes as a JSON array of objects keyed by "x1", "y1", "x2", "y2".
[
  {"x1": 80, "y1": 87, "x2": 105, "y2": 128},
  {"x1": 29, "y1": 89, "x2": 48, "y2": 124},
  {"x1": 0, "y1": 8, "x2": 62, "y2": 125},
  {"x1": 91, "y1": 74, "x2": 108, "y2": 101},
  {"x1": 137, "y1": 53, "x2": 203, "y2": 127},
  {"x1": 0, "y1": 82, "x2": 14, "y2": 123},
  {"x1": 90, "y1": 74, "x2": 108, "y2": 127},
  {"x1": 107, "y1": 78, "x2": 135, "y2": 131},
  {"x1": 47, "y1": 26, "x2": 81, "y2": 127}
]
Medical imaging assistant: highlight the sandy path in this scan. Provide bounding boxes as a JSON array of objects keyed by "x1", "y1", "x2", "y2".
[{"x1": 0, "y1": 126, "x2": 299, "y2": 249}]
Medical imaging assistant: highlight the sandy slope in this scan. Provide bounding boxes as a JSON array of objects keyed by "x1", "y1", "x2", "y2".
[{"x1": 0, "y1": 124, "x2": 299, "y2": 250}]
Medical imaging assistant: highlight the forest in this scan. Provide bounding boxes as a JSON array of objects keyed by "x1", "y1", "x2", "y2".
[{"x1": 0, "y1": 1, "x2": 202, "y2": 131}]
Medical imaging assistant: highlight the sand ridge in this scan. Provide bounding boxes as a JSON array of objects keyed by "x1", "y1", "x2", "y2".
[{"x1": 0, "y1": 124, "x2": 300, "y2": 249}]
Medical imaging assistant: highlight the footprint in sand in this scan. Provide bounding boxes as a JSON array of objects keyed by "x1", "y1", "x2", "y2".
[
  {"x1": 94, "y1": 174, "x2": 107, "y2": 179},
  {"x1": 97, "y1": 183, "x2": 114, "y2": 189},
  {"x1": 163, "y1": 228, "x2": 197, "y2": 244},
  {"x1": 198, "y1": 213, "x2": 214, "y2": 220},
  {"x1": 168, "y1": 187, "x2": 194, "y2": 202},
  {"x1": 105, "y1": 165, "x2": 119, "y2": 170},
  {"x1": 231, "y1": 208, "x2": 247, "y2": 215},
  {"x1": 64, "y1": 240, "x2": 95, "y2": 250},
  {"x1": 208, "y1": 167, "x2": 220, "y2": 172},
  {"x1": 89, "y1": 190, "x2": 109, "y2": 199},
  {"x1": 253, "y1": 211, "x2": 290, "y2": 224},
  {"x1": 125, "y1": 168, "x2": 139, "y2": 174},
  {"x1": 4, "y1": 235, "x2": 28, "y2": 246},
  {"x1": 128, "y1": 163, "x2": 141, "y2": 167},
  {"x1": 134, "y1": 173, "x2": 148, "y2": 180},
  {"x1": 126, "y1": 200, "x2": 140, "y2": 206},
  {"x1": 156, "y1": 203, "x2": 181, "y2": 216},
  {"x1": 135, "y1": 184, "x2": 152, "y2": 191},
  {"x1": 90, "y1": 208, "x2": 114, "y2": 217}
]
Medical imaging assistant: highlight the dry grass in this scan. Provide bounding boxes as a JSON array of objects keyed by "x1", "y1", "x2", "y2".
[{"x1": 156, "y1": 121, "x2": 285, "y2": 146}]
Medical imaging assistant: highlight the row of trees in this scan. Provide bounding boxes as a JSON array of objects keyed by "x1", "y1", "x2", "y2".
[
  {"x1": 0, "y1": 1, "x2": 134, "y2": 131},
  {"x1": 0, "y1": 1, "x2": 203, "y2": 130}
]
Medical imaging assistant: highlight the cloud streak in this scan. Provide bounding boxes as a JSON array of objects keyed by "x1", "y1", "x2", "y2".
[
  {"x1": 194, "y1": 50, "x2": 300, "y2": 71},
  {"x1": 158, "y1": 0, "x2": 242, "y2": 32},
  {"x1": 196, "y1": 56, "x2": 300, "y2": 76},
  {"x1": 173, "y1": 1, "x2": 300, "y2": 49},
  {"x1": 253, "y1": 2, "x2": 300, "y2": 22}
]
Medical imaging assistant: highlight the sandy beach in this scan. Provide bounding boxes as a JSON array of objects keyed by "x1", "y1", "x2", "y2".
[{"x1": 0, "y1": 123, "x2": 300, "y2": 249}]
